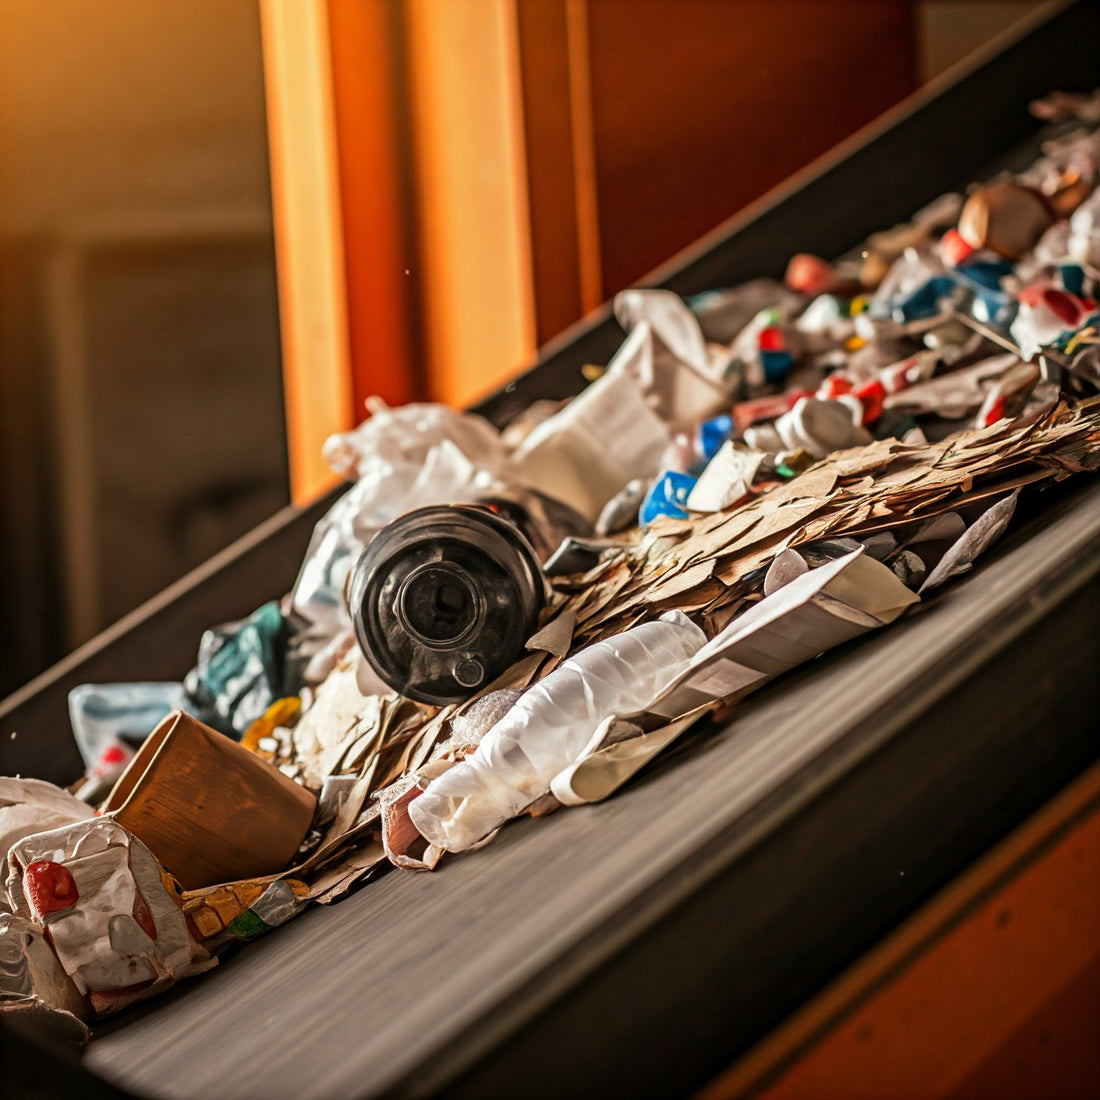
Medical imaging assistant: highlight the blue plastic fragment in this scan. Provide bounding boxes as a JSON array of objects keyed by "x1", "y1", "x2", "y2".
[
  {"x1": 892, "y1": 275, "x2": 957, "y2": 322},
  {"x1": 760, "y1": 349, "x2": 794, "y2": 383},
  {"x1": 969, "y1": 285, "x2": 1018, "y2": 327},
  {"x1": 698, "y1": 414, "x2": 733, "y2": 463},
  {"x1": 954, "y1": 259, "x2": 1012, "y2": 291},
  {"x1": 639, "y1": 471, "x2": 697, "y2": 529},
  {"x1": 894, "y1": 271, "x2": 1017, "y2": 327}
]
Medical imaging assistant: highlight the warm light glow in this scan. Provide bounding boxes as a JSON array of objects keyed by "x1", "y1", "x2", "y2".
[
  {"x1": 259, "y1": 0, "x2": 353, "y2": 504},
  {"x1": 404, "y1": 0, "x2": 537, "y2": 408}
]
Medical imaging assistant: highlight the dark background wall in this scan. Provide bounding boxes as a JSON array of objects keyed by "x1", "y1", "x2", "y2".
[{"x1": 0, "y1": 0, "x2": 289, "y2": 695}]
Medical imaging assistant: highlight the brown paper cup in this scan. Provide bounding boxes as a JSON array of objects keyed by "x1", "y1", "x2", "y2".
[{"x1": 104, "y1": 711, "x2": 316, "y2": 891}]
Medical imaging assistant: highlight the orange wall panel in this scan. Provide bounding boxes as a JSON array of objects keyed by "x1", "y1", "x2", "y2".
[
  {"x1": 260, "y1": 0, "x2": 354, "y2": 503},
  {"x1": 585, "y1": 0, "x2": 918, "y2": 295},
  {"x1": 328, "y1": 0, "x2": 421, "y2": 414},
  {"x1": 402, "y1": 0, "x2": 537, "y2": 409},
  {"x1": 704, "y1": 765, "x2": 1100, "y2": 1100}
]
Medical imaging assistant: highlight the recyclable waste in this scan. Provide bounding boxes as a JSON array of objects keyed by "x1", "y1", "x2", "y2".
[
  {"x1": 3, "y1": 88, "x2": 1100, "y2": 1032},
  {"x1": 407, "y1": 612, "x2": 707, "y2": 850}
]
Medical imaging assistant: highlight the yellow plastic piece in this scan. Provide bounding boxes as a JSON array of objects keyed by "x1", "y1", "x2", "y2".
[{"x1": 241, "y1": 696, "x2": 302, "y2": 754}]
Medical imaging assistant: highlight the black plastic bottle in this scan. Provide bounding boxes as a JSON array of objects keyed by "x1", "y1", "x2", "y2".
[{"x1": 348, "y1": 491, "x2": 589, "y2": 705}]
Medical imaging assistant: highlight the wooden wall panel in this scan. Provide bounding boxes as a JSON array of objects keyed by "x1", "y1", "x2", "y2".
[
  {"x1": 270, "y1": 1, "x2": 919, "y2": 445},
  {"x1": 328, "y1": 0, "x2": 422, "y2": 413},
  {"x1": 260, "y1": 0, "x2": 354, "y2": 503},
  {"x1": 584, "y1": 0, "x2": 918, "y2": 294},
  {"x1": 515, "y1": 1, "x2": 584, "y2": 344},
  {"x1": 402, "y1": 0, "x2": 537, "y2": 409},
  {"x1": 515, "y1": 0, "x2": 605, "y2": 344}
]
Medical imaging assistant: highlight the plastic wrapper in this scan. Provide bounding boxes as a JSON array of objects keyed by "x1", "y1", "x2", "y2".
[
  {"x1": 449, "y1": 689, "x2": 521, "y2": 750},
  {"x1": 182, "y1": 600, "x2": 286, "y2": 738},
  {"x1": 612, "y1": 288, "x2": 735, "y2": 424},
  {"x1": 67, "y1": 682, "x2": 184, "y2": 801},
  {"x1": 0, "y1": 779, "x2": 95, "y2": 874},
  {"x1": 292, "y1": 404, "x2": 506, "y2": 650},
  {"x1": 5, "y1": 817, "x2": 215, "y2": 1015},
  {"x1": 408, "y1": 612, "x2": 706, "y2": 851},
  {"x1": 322, "y1": 398, "x2": 506, "y2": 482},
  {"x1": 0, "y1": 912, "x2": 90, "y2": 1027},
  {"x1": 180, "y1": 878, "x2": 310, "y2": 950},
  {"x1": 508, "y1": 356, "x2": 671, "y2": 521}
]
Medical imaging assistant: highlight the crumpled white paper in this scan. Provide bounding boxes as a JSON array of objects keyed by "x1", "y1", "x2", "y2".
[
  {"x1": 6, "y1": 817, "x2": 214, "y2": 1014},
  {"x1": 291, "y1": 401, "x2": 508, "y2": 652}
]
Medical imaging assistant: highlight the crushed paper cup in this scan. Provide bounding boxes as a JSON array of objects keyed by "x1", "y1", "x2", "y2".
[{"x1": 104, "y1": 712, "x2": 317, "y2": 890}]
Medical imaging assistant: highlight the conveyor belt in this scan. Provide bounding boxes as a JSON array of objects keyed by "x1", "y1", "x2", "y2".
[
  {"x1": 81, "y1": 476, "x2": 1100, "y2": 1100},
  {"x1": 3, "y1": 2, "x2": 1100, "y2": 1095}
]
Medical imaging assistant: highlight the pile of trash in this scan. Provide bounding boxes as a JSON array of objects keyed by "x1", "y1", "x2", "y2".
[{"x1": 3, "y1": 90, "x2": 1100, "y2": 1039}]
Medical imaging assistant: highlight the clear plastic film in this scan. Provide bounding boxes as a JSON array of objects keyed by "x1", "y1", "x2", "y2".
[{"x1": 407, "y1": 612, "x2": 706, "y2": 851}]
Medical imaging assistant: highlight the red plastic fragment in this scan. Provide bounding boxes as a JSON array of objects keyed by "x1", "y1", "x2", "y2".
[
  {"x1": 882, "y1": 358, "x2": 915, "y2": 394},
  {"x1": 95, "y1": 743, "x2": 131, "y2": 776},
  {"x1": 979, "y1": 394, "x2": 1006, "y2": 427},
  {"x1": 732, "y1": 394, "x2": 791, "y2": 432},
  {"x1": 785, "y1": 388, "x2": 815, "y2": 407},
  {"x1": 853, "y1": 378, "x2": 886, "y2": 424},
  {"x1": 785, "y1": 253, "x2": 836, "y2": 296},
  {"x1": 99, "y1": 745, "x2": 129, "y2": 767},
  {"x1": 24, "y1": 860, "x2": 80, "y2": 917},
  {"x1": 757, "y1": 325, "x2": 786, "y2": 352},
  {"x1": 940, "y1": 228, "x2": 975, "y2": 267},
  {"x1": 1018, "y1": 284, "x2": 1087, "y2": 326},
  {"x1": 132, "y1": 890, "x2": 158, "y2": 941},
  {"x1": 818, "y1": 375, "x2": 852, "y2": 400}
]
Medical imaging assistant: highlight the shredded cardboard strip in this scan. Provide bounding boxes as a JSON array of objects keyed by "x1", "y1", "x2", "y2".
[{"x1": 260, "y1": 398, "x2": 1100, "y2": 878}]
